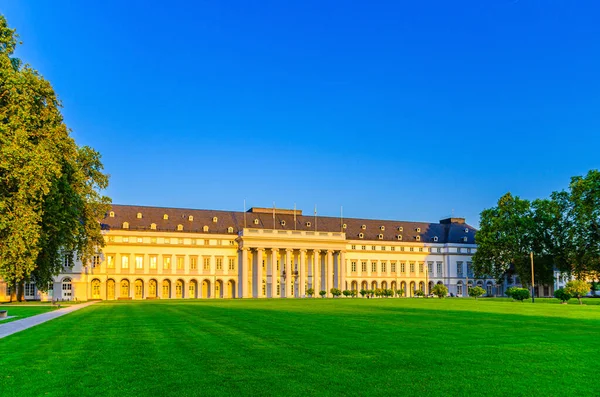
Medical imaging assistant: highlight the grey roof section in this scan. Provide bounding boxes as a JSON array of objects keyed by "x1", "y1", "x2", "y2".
[{"x1": 103, "y1": 204, "x2": 477, "y2": 244}]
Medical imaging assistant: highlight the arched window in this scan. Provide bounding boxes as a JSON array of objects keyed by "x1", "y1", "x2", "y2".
[
  {"x1": 122, "y1": 222, "x2": 129, "y2": 229},
  {"x1": 177, "y1": 224, "x2": 183, "y2": 231},
  {"x1": 203, "y1": 225, "x2": 209, "y2": 232},
  {"x1": 227, "y1": 227, "x2": 234, "y2": 233},
  {"x1": 136, "y1": 212, "x2": 142, "y2": 219},
  {"x1": 163, "y1": 214, "x2": 169, "y2": 220}
]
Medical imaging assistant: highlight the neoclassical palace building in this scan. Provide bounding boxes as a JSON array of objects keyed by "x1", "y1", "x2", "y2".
[{"x1": 0, "y1": 204, "x2": 493, "y2": 301}]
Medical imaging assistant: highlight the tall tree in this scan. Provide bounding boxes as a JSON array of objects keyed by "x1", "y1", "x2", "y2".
[{"x1": 0, "y1": 15, "x2": 110, "y2": 300}]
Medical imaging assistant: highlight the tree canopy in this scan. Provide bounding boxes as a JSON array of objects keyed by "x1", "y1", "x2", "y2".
[
  {"x1": 472, "y1": 170, "x2": 600, "y2": 286},
  {"x1": 0, "y1": 15, "x2": 110, "y2": 296}
]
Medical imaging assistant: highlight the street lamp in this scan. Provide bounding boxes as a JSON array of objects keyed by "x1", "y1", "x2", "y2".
[{"x1": 530, "y1": 251, "x2": 535, "y2": 303}]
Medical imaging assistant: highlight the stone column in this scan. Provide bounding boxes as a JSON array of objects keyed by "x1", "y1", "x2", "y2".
[
  {"x1": 270, "y1": 249, "x2": 278, "y2": 298},
  {"x1": 339, "y1": 250, "x2": 346, "y2": 291},
  {"x1": 285, "y1": 249, "x2": 292, "y2": 298},
  {"x1": 327, "y1": 250, "x2": 334, "y2": 297},
  {"x1": 255, "y1": 248, "x2": 264, "y2": 298},
  {"x1": 299, "y1": 249, "x2": 306, "y2": 297},
  {"x1": 239, "y1": 247, "x2": 249, "y2": 298},
  {"x1": 313, "y1": 250, "x2": 320, "y2": 295}
]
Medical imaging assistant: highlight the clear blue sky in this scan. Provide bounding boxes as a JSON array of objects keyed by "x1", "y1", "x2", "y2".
[{"x1": 3, "y1": 0, "x2": 599, "y2": 227}]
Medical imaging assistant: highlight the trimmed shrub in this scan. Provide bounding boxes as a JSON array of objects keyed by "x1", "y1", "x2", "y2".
[
  {"x1": 432, "y1": 284, "x2": 448, "y2": 298},
  {"x1": 414, "y1": 289, "x2": 425, "y2": 297},
  {"x1": 319, "y1": 290, "x2": 327, "y2": 298},
  {"x1": 553, "y1": 288, "x2": 572, "y2": 303},
  {"x1": 306, "y1": 288, "x2": 315, "y2": 297},
  {"x1": 468, "y1": 286, "x2": 486, "y2": 299},
  {"x1": 510, "y1": 288, "x2": 530, "y2": 301}
]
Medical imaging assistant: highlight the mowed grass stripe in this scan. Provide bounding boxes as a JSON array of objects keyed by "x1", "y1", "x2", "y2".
[{"x1": 0, "y1": 299, "x2": 598, "y2": 396}]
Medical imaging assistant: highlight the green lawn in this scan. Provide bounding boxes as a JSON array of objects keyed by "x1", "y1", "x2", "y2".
[
  {"x1": 0, "y1": 306, "x2": 57, "y2": 324},
  {"x1": 0, "y1": 299, "x2": 598, "y2": 396}
]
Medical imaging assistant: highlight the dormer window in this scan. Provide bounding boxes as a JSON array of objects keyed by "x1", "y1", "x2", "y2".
[
  {"x1": 416, "y1": 236, "x2": 421, "y2": 241},
  {"x1": 464, "y1": 228, "x2": 469, "y2": 233},
  {"x1": 433, "y1": 236, "x2": 439, "y2": 242},
  {"x1": 188, "y1": 215, "x2": 194, "y2": 221},
  {"x1": 378, "y1": 234, "x2": 384, "y2": 240},
  {"x1": 280, "y1": 220, "x2": 286, "y2": 226},
  {"x1": 122, "y1": 222, "x2": 129, "y2": 229},
  {"x1": 416, "y1": 227, "x2": 421, "y2": 233},
  {"x1": 227, "y1": 227, "x2": 234, "y2": 233},
  {"x1": 109, "y1": 211, "x2": 115, "y2": 218},
  {"x1": 203, "y1": 225, "x2": 209, "y2": 232},
  {"x1": 342, "y1": 223, "x2": 347, "y2": 229},
  {"x1": 177, "y1": 224, "x2": 183, "y2": 231},
  {"x1": 150, "y1": 223, "x2": 157, "y2": 230},
  {"x1": 136, "y1": 212, "x2": 142, "y2": 219},
  {"x1": 163, "y1": 214, "x2": 169, "y2": 220},
  {"x1": 306, "y1": 222, "x2": 311, "y2": 227},
  {"x1": 398, "y1": 226, "x2": 403, "y2": 232},
  {"x1": 254, "y1": 219, "x2": 259, "y2": 225},
  {"x1": 359, "y1": 233, "x2": 364, "y2": 239},
  {"x1": 380, "y1": 226, "x2": 385, "y2": 231},
  {"x1": 397, "y1": 235, "x2": 403, "y2": 241},
  {"x1": 212, "y1": 217, "x2": 218, "y2": 223},
  {"x1": 361, "y1": 225, "x2": 366, "y2": 230},
  {"x1": 462, "y1": 236, "x2": 468, "y2": 242}
]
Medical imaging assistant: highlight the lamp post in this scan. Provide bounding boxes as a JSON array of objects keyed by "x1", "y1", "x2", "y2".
[{"x1": 530, "y1": 251, "x2": 535, "y2": 303}]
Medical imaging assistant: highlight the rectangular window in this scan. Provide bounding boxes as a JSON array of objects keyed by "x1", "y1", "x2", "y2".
[
  {"x1": 400, "y1": 246, "x2": 405, "y2": 251},
  {"x1": 351, "y1": 261, "x2": 357, "y2": 272},
  {"x1": 371, "y1": 246, "x2": 376, "y2": 251},
  {"x1": 177, "y1": 257, "x2": 184, "y2": 270},
  {"x1": 217, "y1": 240, "x2": 222, "y2": 246},
  {"x1": 191, "y1": 239, "x2": 197, "y2": 245},
  {"x1": 164, "y1": 238, "x2": 170, "y2": 244},
  {"x1": 391, "y1": 246, "x2": 395, "y2": 251},
  {"x1": 150, "y1": 237, "x2": 157, "y2": 244},
  {"x1": 190, "y1": 257, "x2": 197, "y2": 270},
  {"x1": 428, "y1": 261, "x2": 434, "y2": 274},
  {"x1": 204, "y1": 239, "x2": 210, "y2": 245},
  {"x1": 121, "y1": 256, "x2": 129, "y2": 268},
  {"x1": 229, "y1": 240, "x2": 235, "y2": 246},
  {"x1": 361, "y1": 261, "x2": 367, "y2": 272},
  {"x1": 361, "y1": 245, "x2": 366, "y2": 250},
  {"x1": 409, "y1": 247, "x2": 414, "y2": 252},
  {"x1": 135, "y1": 256, "x2": 143, "y2": 269},
  {"x1": 410, "y1": 262, "x2": 415, "y2": 273},
  {"x1": 419, "y1": 247, "x2": 423, "y2": 252},
  {"x1": 123, "y1": 237, "x2": 129, "y2": 243},
  {"x1": 178, "y1": 238, "x2": 184, "y2": 245},
  {"x1": 92, "y1": 255, "x2": 101, "y2": 267},
  {"x1": 467, "y1": 262, "x2": 473, "y2": 277},
  {"x1": 228, "y1": 258, "x2": 235, "y2": 270},
  {"x1": 351, "y1": 245, "x2": 356, "y2": 250},
  {"x1": 391, "y1": 262, "x2": 396, "y2": 273},
  {"x1": 203, "y1": 257, "x2": 210, "y2": 270},
  {"x1": 467, "y1": 248, "x2": 472, "y2": 254},
  {"x1": 457, "y1": 247, "x2": 462, "y2": 253},
  {"x1": 457, "y1": 261, "x2": 463, "y2": 276},
  {"x1": 457, "y1": 284, "x2": 463, "y2": 295},
  {"x1": 137, "y1": 237, "x2": 143, "y2": 243},
  {"x1": 381, "y1": 262, "x2": 387, "y2": 273},
  {"x1": 216, "y1": 258, "x2": 223, "y2": 270},
  {"x1": 400, "y1": 263, "x2": 405, "y2": 273},
  {"x1": 163, "y1": 256, "x2": 171, "y2": 270},
  {"x1": 437, "y1": 262, "x2": 442, "y2": 276},
  {"x1": 381, "y1": 246, "x2": 386, "y2": 251},
  {"x1": 418, "y1": 263, "x2": 423, "y2": 273},
  {"x1": 149, "y1": 256, "x2": 157, "y2": 269},
  {"x1": 107, "y1": 255, "x2": 115, "y2": 269},
  {"x1": 371, "y1": 262, "x2": 377, "y2": 272}
]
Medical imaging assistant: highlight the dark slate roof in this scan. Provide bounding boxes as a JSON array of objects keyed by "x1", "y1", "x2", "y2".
[{"x1": 103, "y1": 204, "x2": 477, "y2": 244}]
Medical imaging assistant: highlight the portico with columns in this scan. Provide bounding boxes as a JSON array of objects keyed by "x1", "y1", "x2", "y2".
[{"x1": 237, "y1": 228, "x2": 346, "y2": 298}]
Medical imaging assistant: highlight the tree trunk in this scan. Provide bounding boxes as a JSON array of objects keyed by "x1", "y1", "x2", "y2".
[
  {"x1": 9, "y1": 282, "x2": 17, "y2": 303},
  {"x1": 17, "y1": 281, "x2": 24, "y2": 302}
]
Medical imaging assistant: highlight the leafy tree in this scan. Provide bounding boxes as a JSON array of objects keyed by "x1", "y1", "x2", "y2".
[
  {"x1": 306, "y1": 288, "x2": 314, "y2": 297},
  {"x1": 342, "y1": 289, "x2": 351, "y2": 297},
  {"x1": 510, "y1": 288, "x2": 530, "y2": 302},
  {"x1": 395, "y1": 289, "x2": 404, "y2": 297},
  {"x1": 432, "y1": 284, "x2": 448, "y2": 298},
  {"x1": 330, "y1": 288, "x2": 341, "y2": 298},
  {"x1": 0, "y1": 16, "x2": 110, "y2": 300},
  {"x1": 359, "y1": 289, "x2": 367, "y2": 298},
  {"x1": 569, "y1": 170, "x2": 600, "y2": 276},
  {"x1": 414, "y1": 289, "x2": 425, "y2": 297},
  {"x1": 350, "y1": 290, "x2": 357, "y2": 298},
  {"x1": 374, "y1": 288, "x2": 383, "y2": 298},
  {"x1": 319, "y1": 290, "x2": 327, "y2": 298},
  {"x1": 505, "y1": 287, "x2": 517, "y2": 299},
  {"x1": 468, "y1": 286, "x2": 485, "y2": 300},
  {"x1": 553, "y1": 288, "x2": 572, "y2": 303},
  {"x1": 564, "y1": 280, "x2": 591, "y2": 305}
]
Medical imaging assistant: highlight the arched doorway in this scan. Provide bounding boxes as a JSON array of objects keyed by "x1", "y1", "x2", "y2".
[
  {"x1": 390, "y1": 281, "x2": 397, "y2": 291},
  {"x1": 202, "y1": 280, "x2": 211, "y2": 298},
  {"x1": 400, "y1": 281, "x2": 406, "y2": 296},
  {"x1": 175, "y1": 280, "x2": 184, "y2": 299},
  {"x1": 148, "y1": 279, "x2": 157, "y2": 298},
  {"x1": 409, "y1": 281, "x2": 416, "y2": 296},
  {"x1": 227, "y1": 280, "x2": 236, "y2": 298},
  {"x1": 120, "y1": 279, "x2": 130, "y2": 299},
  {"x1": 215, "y1": 280, "x2": 223, "y2": 298},
  {"x1": 457, "y1": 281, "x2": 464, "y2": 296},
  {"x1": 381, "y1": 281, "x2": 388, "y2": 290},
  {"x1": 419, "y1": 281, "x2": 425, "y2": 293},
  {"x1": 361, "y1": 281, "x2": 368, "y2": 290},
  {"x1": 486, "y1": 281, "x2": 493, "y2": 296},
  {"x1": 162, "y1": 280, "x2": 170, "y2": 299},
  {"x1": 61, "y1": 277, "x2": 72, "y2": 300},
  {"x1": 134, "y1": 279, "x2": 143, "y2": 299},
  {"x1": 91, "y1": 279, "x2": 101, "y2": 299},
  {"x1": 371, "y1": 281, "x2": 377, "y2": 290},
  {"x1": 428, "y1": 281, "x2": 434, "y2": 294},
  {"x1": 351, "y1": 281, "x2": 358, "y2": 291},
  {"x1": 189, "y1": 280, "x2": 197, "y2": 299},
  {"x1": 107, "y1": 279, "x2": 115, "y2": 300}
]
